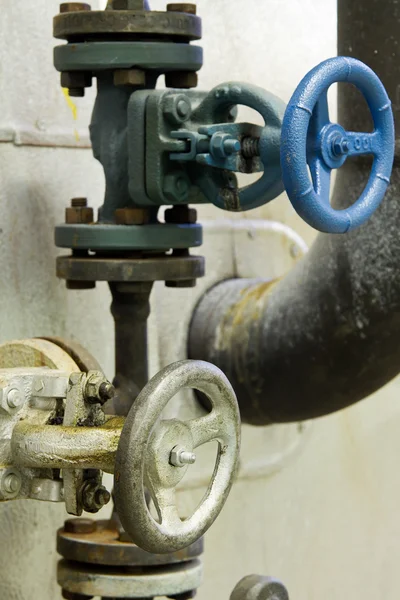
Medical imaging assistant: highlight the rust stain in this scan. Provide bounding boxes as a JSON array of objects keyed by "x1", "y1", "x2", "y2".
[{"x1": 229, "y1": 279, "x2": 280, "y2": 328}]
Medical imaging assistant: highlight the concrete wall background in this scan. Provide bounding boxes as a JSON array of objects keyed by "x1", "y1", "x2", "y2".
[{"x1": 1, "y1": 1, "x2": 400, "y2": 599}]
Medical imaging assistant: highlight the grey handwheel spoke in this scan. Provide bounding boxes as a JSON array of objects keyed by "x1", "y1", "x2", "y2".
[
  {"x1": 187, "y1": 411, "x2": 225, "y2": 449},
  {"x1": 151, "y1": 486, "x2": 181, "y2": 529}
]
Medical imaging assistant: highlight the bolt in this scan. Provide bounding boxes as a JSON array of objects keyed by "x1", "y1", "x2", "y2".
[
  {"x1": 242, "y1": 136, "x2": 260, "y2": 158},
  {"x1": 60, "y1": 3, "x2": 91, "y2": 13},
  {"x1": 223, "y1": 138, "x2": 241, "y2": 155},
  {"x1": 332, "y1": 136, "x2": 349, "y2": 157},
  {"x1": 81, "y1": 481, "x2": 111, "y2": 513},
  {"x1": 71, "y1": 197, "x2": 87, "y2": 208},
  {"x1": 64, "y1": 518, "x2": 96, "y2": 534},
  {"x1": 6, "y1": 389, "x2": 24, "y2": 409},
  {"x1": 167, "y1": 3, "x2": 197, "y2": 14},
  {"x1": 163, "y1": 173, "x2": 190, "y2": 203},
  {"x1": 2, "y1": 472, "x2": 21, "y2": 496},
  {"x1": 85, "y1": 372, "x2": 115, "y2": 405},
  {"x1": 163, "y1": 94, "x2": 192, "y2": 125},
  {"x1": 177, "y1": 99, "x2": 191, "y2": 118},
  {"x1": 165, "y1": 71, "x2": 198, "y2": 89},
  {"x1": 61, "y1": 72, "x2": 92, "y2": 97},
  {"x1": 170, "y1": 446, "x2": 196, "y2": 467},
  {"x1": 66, "y1": 198, "x2": 93, "y2": 224},
  {"x1": 95, "y1": 487, "x2": 111, "y2": 507},
  {"x1": 114, "y1": 69, "x2": 146, "y2": 87},
  {"x1": 99, "y1": 382, "x2": 115, "y2": 402}
]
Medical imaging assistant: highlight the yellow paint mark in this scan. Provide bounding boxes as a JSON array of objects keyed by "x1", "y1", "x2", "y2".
[{"x1": 62, "y1": 88, "x2": 80, "y2": 142}]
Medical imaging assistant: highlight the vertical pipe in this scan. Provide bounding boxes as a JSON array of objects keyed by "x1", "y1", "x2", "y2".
[
  {"x1": 338, "y1": 0, "x2": 400, "y2": 136},
  {"x1": 109, "y1": 282, "x2": 152, "y2": 416}
]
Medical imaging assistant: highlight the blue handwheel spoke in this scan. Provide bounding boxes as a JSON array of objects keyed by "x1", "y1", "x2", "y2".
[
  {"x1": 309, "y1": 156, "x2": 331, "y2": 201},
  {"x1": 344, "y1": 131, "x2": 379, "y2": 157},
  {"x1": 309, "y1": 89, "x2": 330, "y2": 136}
]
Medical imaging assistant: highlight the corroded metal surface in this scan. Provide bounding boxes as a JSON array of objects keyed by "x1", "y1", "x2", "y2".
[{"x1": 57, "y1": 519, "x2": 204, "y2": 567}]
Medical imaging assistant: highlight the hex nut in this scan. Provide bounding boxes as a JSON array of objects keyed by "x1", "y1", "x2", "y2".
[
  {"x1": 114, "y1": 208, "x2": 151, "y2": 225},
  {"x1": 6, "y1": 389, "x2": 24, "y2": 409},
  {"x1": 167, "y1": 3, "x2": 197, "y2": 14},
  {"x1": 65, "y1": 207, "x2": 94, "y2": 224},
  {"x1": 170, "y1": 446, "x2": 196, "y2": 467},
  {"x1": 0, "y1": 384, "x2": 26, "y2": 415},
  {"x1": 163, "y1": 94, "x2": 192, "y2": 126},
  {"x1": 112, "y1": 0, "x2": 146, "y2": 9},
  {"x1": 81, "y1": 481, "x2": 111, "y2": 513},
  {"x1": 165, "y1": 71, "x2": 198, "y2": 89},
  {"x1": 165, "y1": 206, "x2": 197, "y2": 224},
  {"x1": 84, "y1": 371, "x2": 115, "y2": 404},
  {"x1": 64, "y1": 518, "x2": 96, "y2": 534},
  {"x1": 163, "y1": 173, "x2": 191, "y2": 203},
  {"x1": 66, "y1": 198, "x2": 94, "y2": 224},
  {"x1": 1, "y1": 470, "x2": 22, "y2": 499},
  {"x1": 114, "y1": 69, "x2": 146, "y2": 87},
  {"x1": 60, "y1": 3, "x2": 91, "y2": 13},
  {"x1": 61, "y1": 72, "x2": 92, "y2": 90}
]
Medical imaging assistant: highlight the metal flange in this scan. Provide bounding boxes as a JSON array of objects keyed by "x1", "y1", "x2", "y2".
[
  {"x1": 54, "y1": 10, "x2": 202, "y2": 41},
  {"x1": 55, "y1": 222, "x2": 203, "y2": 251},
  {"x1": 58, "y1": 557, "x2": 203, "y2": 598},
  {"x1": 57, "y1": 519, "x2": 204, "y2": 567},
  {"x1": 56, "y1": 254, "x2": 205, "y2": 282},
  {"x1": 54, "y1": 41, "x2": 203, "y2": 73}
]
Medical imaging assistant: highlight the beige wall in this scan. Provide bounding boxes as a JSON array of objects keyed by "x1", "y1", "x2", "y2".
[{"x1": 1, "y1": 1, "x2": 399, "y2": 599}]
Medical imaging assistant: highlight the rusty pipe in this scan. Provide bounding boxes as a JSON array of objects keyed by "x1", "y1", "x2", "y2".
[
  {"x1": 11, "y1": 418, "x2": 124, "y2": 473},
  {"x1": 189, "y1": 0, "x2": 400, "y2": 424}
]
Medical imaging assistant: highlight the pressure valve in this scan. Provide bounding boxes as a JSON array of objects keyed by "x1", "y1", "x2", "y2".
[
  {"x1": 129, "y1": 57, "x2": 394, "y2": 233},
  {"x1": 53, "y1": 3, "x2": 395, "y2": 278},
  {"x1": 0, "y1": 338, "x2": 240, "y2": 554}
]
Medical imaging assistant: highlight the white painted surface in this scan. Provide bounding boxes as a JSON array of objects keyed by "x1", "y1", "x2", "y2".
[{"x1": 2, "y1": 1, "x2": 398, "y2": 600}]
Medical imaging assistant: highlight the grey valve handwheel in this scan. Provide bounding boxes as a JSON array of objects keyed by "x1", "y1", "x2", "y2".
[{"x1": 114, "y1": 360, "x2": 240, "y2": 554}]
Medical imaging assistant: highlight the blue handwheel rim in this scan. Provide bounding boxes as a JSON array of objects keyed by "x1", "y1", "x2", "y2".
[{"x1": 281, "y1": 56, "x2": 395, "y2": 233}]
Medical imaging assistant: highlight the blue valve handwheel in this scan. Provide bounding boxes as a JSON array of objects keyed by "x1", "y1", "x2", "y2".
[{"x1": 281, "y1": 57, "x2": 395, "y2": 233}]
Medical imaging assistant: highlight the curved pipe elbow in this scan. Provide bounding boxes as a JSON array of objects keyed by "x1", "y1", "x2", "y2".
[{"x1": 189, "y1": 162, "x2": 400, "y2": 424}]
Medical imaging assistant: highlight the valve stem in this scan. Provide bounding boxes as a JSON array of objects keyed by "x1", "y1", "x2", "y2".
[{"x1": 242, "y1": 136, "x2": 260, "y2": 158}]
